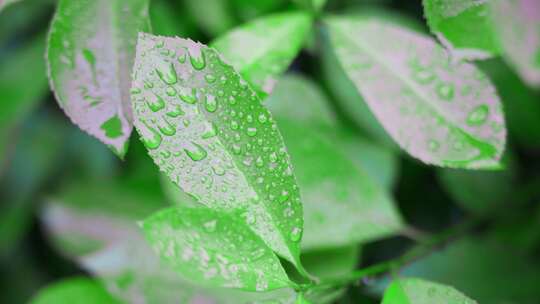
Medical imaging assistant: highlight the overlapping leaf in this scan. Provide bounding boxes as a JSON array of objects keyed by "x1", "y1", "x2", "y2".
[
  {"x1": 142, "y1": 206, "x2": 291, "y2": 291},
  {"x1": 326, "y1": 16, "x2": 506, "y2": 169},
  {"x1": 211, "y1": 12, "x2": 311, "y2": 95},
  {"x1": 47, "y1": 0, "x2": 150, "y2": 157},
  {"x1": 131, "y1": 33, "x2": 304, "y2": 268},
  {"x1": 382, "y1": 277, "x2": 477, "y2": 304},
  {"x1": 266, "y1": 75, "x2": 403, "y2": 250},
  {"x1": 422, "y1": 0, "x2": 499, "y2": 60},
  {"x1": 42, "y1": 181, "x2": 297, "y2": 303},
  {"x1": 30, "y1": 277, "x2": 121, "y2": 304},
  {"x1": 489, "y1": 0, "x2": 540, "y2": 87}
]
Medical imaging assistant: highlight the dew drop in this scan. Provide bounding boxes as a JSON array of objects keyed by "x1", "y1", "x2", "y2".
[
  {"x1": 158, "y1": 117, "x2": 176, "y2": 136},
  {"x1": 203, "y1": 220, "x2": 217, "y2": 232},
  {"x1": 156, "y1": 62, "x2": 178, "y2": 85},
  {"x1": 436, "y1": 82, "x2": 455, "y2": 101},
  {"x1": 166, "y1": 105, "x2": 184, "y2": 117},
  {"x1": 179, "y1": 88, "x2": 197, "y2": 104},
  {"x1": 212, "y1": 165, "x2": 225, "y2": 176},
  {"x1": 141, "y1": 122, "x2": 162, "y2": 150},
  {"x1": 246, "y1": 127, "x2": 257, "y2": 137},
  {"x1": 466, "y1": 104, "x2": 489, "y2": 126},
  {"x1": 189, "y1": 49, "x2": 206, "y2": 70},
  {"x1": 146, "y1": 94, "x2": 165, "y2": 112},
  {"x1": 428, "y1": 139, "x2": 440, "y2": 152},
  {"x1": 230, "y1": 120, "x2": 239, "y2": 130},
  {"x1": 289, "y1": 227, "x2": 302, "y2": 242},
  {"x1": 184, "y1": 142, "x2": 208, "y2": 161},
  {"x1": 201, "y1": 123, "x2": 217, "y2": 139},
  {"x1": 166, "y1": 86, "x2": 177, "y2": 96},
  {"x1": 204, "y1": 95, "x2": 217, "y2": 112},
  {"x1": 205, "y1": 74, "x2": 216, "y2": 83},
  {"x1": 257, "y1": 114, "x2": 267, "y2": 124}
]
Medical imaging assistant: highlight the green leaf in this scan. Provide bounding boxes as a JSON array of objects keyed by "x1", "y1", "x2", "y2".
[
  {"x1": 266, "y1": 75, "x2": 402, "y2": 250},
  {"x1": 489, "y1": 0, "x2": 540, "y2": 87},
  {"x1": 0, "y1": 33, "x2": 48, "y2": 165},
  {"x1": 265, "y1": 74, "x2": 398, "y2": 189},
  {"x1": 382, "y1": 277, "x2": 477, "y2": 304},
  {"x1": 184, "y1": 0, "x2": 237, "y2": 37},
  {"x1": 396, "y1": 237, "x2": 540, "y2": 303},
  {"x1": 326, "y1": 15, "x2": 506, "y2": 169},
  {"x1": 47, "y1": 0, "x2": 151, "y2": 157},
  {"x1": 131, "y1": 33, "x2": 304, "y2": 269},
  {"x1": 437, "y1": 153, "x2": 516, "y2": 215},
  {"x1": 272, "y1": 120, "x2": 402, "y2": 250},
  {"x1": 293, "y1": 0, "x2": 327, "y2": 12},
  {"x1": 211, "y1": 12, "x2": 312, "y2": 96},
  {"x1": 295, "y1": 293, "x2": 312, "y2": 304},
  {"x1": 422, "y1": 0, "x2": 499, "y2": 60},
  {"x1": 42, "y1": 181, "x2": 297, "y2": 303},
  {"x1": 30, "y1": 277, "x2": 121, "y2": 304},
  {"x1": 142, "y1": 206, "x2": 291, "y2": 291}
]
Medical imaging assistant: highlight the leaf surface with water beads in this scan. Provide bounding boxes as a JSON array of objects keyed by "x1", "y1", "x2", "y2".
[
  {"x1": 489, "y1": 0, "x2": 540, "y2": 88},
  {"x1": 326, "y1": 16, "x2": 506, "y2": 169},
  {"x1": 422, "y1": 0, "x2": 499, "y2": 60},
  {"x1": 382, "y1": 277, "x2": 477, "y2": 304},
  {"x1": 47, "y1": 0, "x2": 150, "y2": 157},
  {"x1": 210, "y1": 11, "x2": 312, "y2": 96},
  {"x1": 131, "y1": 33, "x2": 304, "y2": 270},
  {"x1": 142, "y1": 206, "x2": 291, "y2": 291}
]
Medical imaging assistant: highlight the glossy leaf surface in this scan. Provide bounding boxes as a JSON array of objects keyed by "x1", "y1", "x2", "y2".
[
  {"x1": 326, "y1": 16, "x2": 506, "y2": 169},
  {"x1": 131, "y1": 33, "x2": 304, "y2": 267},
  {"x1": 382, "y1": 277, "x2": 477, "y2": 304},
  {"x1": 47, "y1": 0, "x2": 150, "y2": 157}
]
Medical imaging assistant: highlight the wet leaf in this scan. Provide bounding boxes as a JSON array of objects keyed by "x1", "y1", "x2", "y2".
[
  {"x1": 489, "y1": 0, "x2": 540, "y2": 87},
  {"x1": 30, "y1": 277, "x2": 121, "y2": 304},
  {"x1": 422, "y1": 0, "x2": 499, "y2": 60},
  {"x1": 47, "y1": 0, "x2": 150, "y2": 157},
  {"x1": 326, "y1": 16, "x2": 506, "y2": 169},
  {"x1": 131, "y1": 33, "x2": 304, "y2": 269},
  {"x1": 42, "y1": 182, "x2": 297, "y2": 303},
  {"x1": 382, "y1": 277, "x2": 477, "y2": 304},
  {"x1": 142, "y1": 206, "x2": 291, "y2": 291},
  {"x1": 211, "y1": 12, "x2": 311, "y2": 96}
]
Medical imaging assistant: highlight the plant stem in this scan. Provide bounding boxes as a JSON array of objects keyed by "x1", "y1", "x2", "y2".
[{"x1": 307, "y1": 217, "x2": 480, "y2": 291}]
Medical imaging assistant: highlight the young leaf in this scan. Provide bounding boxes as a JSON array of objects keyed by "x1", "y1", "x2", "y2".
[
  {"x1": 47, "y1": 0, "x2": 150, "y2": 157},
  {"x1": 210, "y1": 12, "x2": 312, "y2": 95},
  {"x1": 489, "y1": 0, "x2": 540, "y2": 87},
  {"x1": 382, "y1": 277, "x2": 477, "y2": 304},
  {"x1": 326, "y1": 16, "x2": 506, "y2": 169},
  {"x1": 422, "y1": 0, "x2": 499, "y2": 60},
  {"x1": 142, "y1": 206, "x2": 291, "y2": 291},
  {"x1": 131, "y1": 33, "x2": 304, "y2": 268},
  {"x1": 30, "y1": 277, "x2": 121, "y2": 304}
]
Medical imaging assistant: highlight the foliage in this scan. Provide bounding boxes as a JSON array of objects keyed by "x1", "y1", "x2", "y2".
[{"x1": 1, "y1": 0, "x2": 540, "y2": 303}]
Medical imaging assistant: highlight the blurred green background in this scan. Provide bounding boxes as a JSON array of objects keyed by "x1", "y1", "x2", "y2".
[{"x1": 1, "y1": 0, "x2": 540, "y2": 303}]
